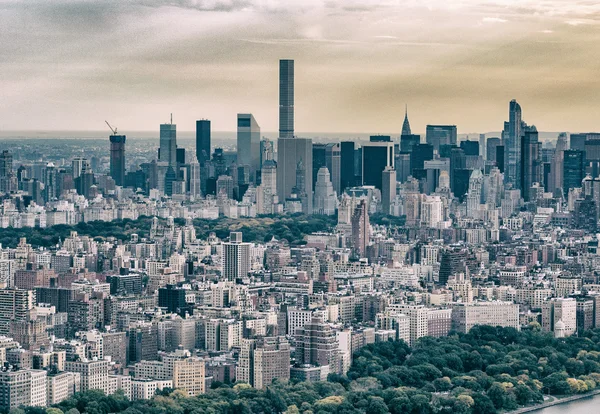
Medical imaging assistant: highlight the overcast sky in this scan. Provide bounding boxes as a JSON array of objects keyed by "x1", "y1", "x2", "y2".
[{"x1": 1, "y1": 0, "x2": 600, "y2": 134}]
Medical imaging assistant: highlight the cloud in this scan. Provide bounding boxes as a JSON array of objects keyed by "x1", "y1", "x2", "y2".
[
  {"x1": 540, "y1": 29, "x2": 554, "y2": 34},
  {"x1": 565, "y1": 19, "x2": 594, "y2": 26},
  {"x1": 481, "y1": 17, "x2": 508, "y2": 23}
]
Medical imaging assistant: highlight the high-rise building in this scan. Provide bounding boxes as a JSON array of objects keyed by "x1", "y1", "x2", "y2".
[
  {"x1": 71, "y1": 157, "x2": 89, "y2": 180},
  {"x1": 381, "y1": 167, "x2": 396, "y2": 215},
  {"x1": 325, "y1": 143, "x2": 341, "y2": 195},
  {"x1": 195, "y1": 120, "x2": 211, "y2": 165},
  {"x1": 237, "y1": 114, "x2": 261, "y2": 182},
  {"x1": 520, "y1": 126, "x2": 541, "y2": 201},
  {"x1": 401, "y1": 105, "x2": 411, "y2": 136},
  {"x1": 570, "y1": 133, "x2": 586, "y2": 152},
  {"x1": 294, "y1": 316, "x2": 339, "y2": 374},
  {"x1": 479, "y1": 134, "x2": 486, "y2": 160},
  {"x1": 0, "y1": 289, "x2": 34, "y2": 336},
  {"x1": 0, "y1": 369, "x2": 47, "y2": 409},
  {"x1": 159, "y1": 121, "x2": 177, "y2": 166},
  {"x1": 362, "y1": 138, "x2": 394, "y2": 190},
  {"x1": 563, "y1": 150, "x2": 585, "y2": 195},
  {"x1": 279, "y1": 59, "x2": 294, "y2": 139},
  {"x1": 426, "y1": 125, "x2": 457, "y2": 152},
  {"x1": 0, "y1": 150, "x2": 14, "y2": 194},
  {"x1": 65, "y1": 359, "x2": 109, "y2": 393},
  {"x1": 172, "y1": 357, "x2": 205, "y2": 396},
  {"x1": 276, "y1": 137, "x2": 313, "y2": 212},
  {"x1": 312, "y1": 144, "x2": 327, "y2": 190},
  {"x1": 486, "y1": 137, "x2": 501, "y2": 163},
  {"x1": 128, "y1": 322, "x2": 158, "y2": 364},
  {"x1": 43, "y1": 162, "x2": 58, "y2": 202},
  {"x1": 158, "y1": 285, "x2": 192, "y2": 317},
  {"x1": 237, "y1": 337, "x2": 290, "y2": 389},
  {"x1": 400, "y1": 135, "x2": 420, "y2": 153},
  {"x1": 504, "y1": 99, "x2": 525, "y2": 189},
  {"x1": 222, "y1": 232, "x2": 251, "y2": 282},
  {"x1": 313, "y1": 167, "x2": 336, "y2": 216},
  {"x1": 340, "y1": 141, "x2": 355, "y2": 191},
  {"x1": 109, "y1": 134, "x2": 126, "y2": 186},
  {"x1": 351, "y1": 200, "x2": 369, "y2": 258},
  {"x1": 389, "y1": 304, "x2": 429, "y2": 346},
  {"x1": 439, "y1": 248, "x2": 466, "y2": 285},
  {"x1": 189, "y1": 159, "x2": 201, "y2": 197},
  {"x1": 460, "y1": 140, "x2": 479, "y2": 156},
  {"x1": 216, "y1": 175, "x2": 234, "y2": 199},
  {"x1": 411, "y1": 144, "x2": 434, "y2": 176},
  {"x1": 542, "y1": 298, "x2": 577, "y2": 337}
]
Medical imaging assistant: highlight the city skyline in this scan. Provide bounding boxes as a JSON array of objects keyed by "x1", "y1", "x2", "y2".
[{"x1": 2, "y1": 1, "x2": 600, "y2": 133}]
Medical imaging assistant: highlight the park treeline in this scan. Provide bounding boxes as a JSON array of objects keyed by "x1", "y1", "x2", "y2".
[
  {"x1": 0, "y1": 215, "x2": 340, "y2": 248},
  {"x1": 9, "y1": 325, "x2": 600, "y2": 414}
]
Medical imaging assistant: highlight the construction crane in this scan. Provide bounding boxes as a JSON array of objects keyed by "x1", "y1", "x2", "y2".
[{"x1": 105, "y1": 120, "x2": 118, "y2": 135}]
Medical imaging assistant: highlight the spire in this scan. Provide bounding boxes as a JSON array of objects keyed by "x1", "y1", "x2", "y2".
[{"x1": 401, "y1": 104, "x2": 411, "y2": 136}]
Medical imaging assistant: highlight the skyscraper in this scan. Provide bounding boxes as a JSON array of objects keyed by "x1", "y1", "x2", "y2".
[
  {"x1": 325, "y1": 143, "x2": 341, "y2": 195},
  {"x1": 340, "y1": 141, "x2": 355, "y2": 192},
  {"x1": 439, "y1": 248, "x2": 466, "y2": 285},
  {"x1": 563, "y1": 150, "x2": 585, "y2": 196},
  {"x1": 71, "y1": 157, "x2": 89, "y2": 180},
  {"x1": 237, "y1": 337, "x2": 290, "y2": 389},
  {"x1": 43, "y1": 163, "x2": 58, "y2": 202},
  {"x1": 279, "y1": 59, "x2": 294, "y2": 139},
  {"x1": 570, "y1": 133, "x2": 586, "y2": 152},
  {"x1": 401, "y1": 105, "x2": 411, "y2": 136},
  {"x1": 426, "y1": 125, "x2": 457, "y2": 152},
  {"x1": 520, "y1": 126, "x2": 541, "y2": 201},
  {"x1": 222, "y1": 232, "x2": 251, "y2": 282},
  {"x1": 313, "y1": 167, "x2": 336, "y2": 216},
  {"x1": 479, "y1": 134, "x2": 486, "y2": 160},
  {"x1": 294, "y1": 315, "x2": 340, "y2": 374},
  {"x1": 277, "y1": 137, "x2": 313, "y2": 213},
  {"x1": 486, "y1": 137, "x2": 501, "y2": 163},
  {"x1": 381, "y1": 167, "x2": 396, "y2": 215},
  {"x1": 549, "y1": 133, "x2": 568, "y2": 196},
  {"x1": 109, "y1": 133, "x2": 126, "y2": 186},
  {"x1": 196, "y1": 120, "x2": 211, "y2": 165},
  {"x1": 504, "y1": 99, "x2": 524, "y2": 189},
  {"x1": 237, "y1": 114, "x2": 261, "y2": 182},
  {"x1": 189, "y1": 159, "x2": 201, "y2": 198},
  {"x1": 0, "y1": 150, "x2": 14, "y2": 194},
  {"x1": 361, "y1": 138, "x2": 394, "y2": 190},
  {"x1": 159, "y1": 121, "x2": 177, "y2": 166},
  {"x1": 352, "y1": 200, "x2": 370, "y2": 258}
]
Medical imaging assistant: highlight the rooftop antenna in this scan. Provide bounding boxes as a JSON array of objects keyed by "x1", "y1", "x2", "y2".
[
  {"x1": 105, "y1": 120, "x2": 117, "y2": 135},
  {"x1": 170, "y1": 113, "x2": 173, "y2": 125}
]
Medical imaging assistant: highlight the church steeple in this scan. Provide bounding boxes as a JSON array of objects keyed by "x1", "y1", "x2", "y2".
[{"x1": 401, "y1": 104, "x2": 411, "y2": 136}]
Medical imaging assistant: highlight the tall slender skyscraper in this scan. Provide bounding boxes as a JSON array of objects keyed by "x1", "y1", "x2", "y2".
[
  {"x1": 504, "y1": 100, "x2": 524, "y2": 189},
  {"x1": 237, "y1": 114, "x2": 261, "y2": 182},
  {"x1": 340, "y1": 141, "x2": 355, "y2": 192},
  {"x1": 550, "y1": 133, "x2": 568, "y2": 195},
  {"x1": 352, "y1": 200, "x2": 370, "y2": 258},
  {"x1": 401, "y1": 105, "x2": 411, "y2": 136},
  {"x1": 109, "y1": 134, "x2": 126, "y2": 186},
  {"x1": 279, "y1": 59, "x2": 294, "y2": 139},
  {"x1": 381, "y1": 167, "x2": 396, "y2": 215},
  {"x1": 196, "y1": 120, "x2": 211, "y2": 165},
  {"x1": 520, "y1": 126, "x2": 541, "y2": 201},
  {"x1": 159, "y1": 120, "x2": 177, "y2": 167}
]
